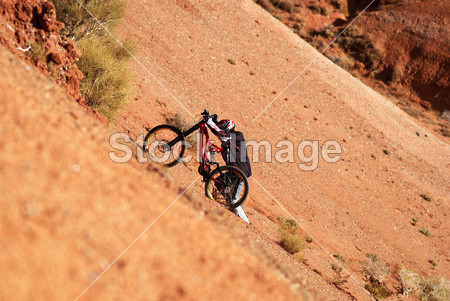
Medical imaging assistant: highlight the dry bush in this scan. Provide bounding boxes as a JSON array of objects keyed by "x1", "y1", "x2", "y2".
[
  {"x1": 322, "y1": 25, "x2": 337, "y2": 38},
  {"x1": 28, "y1": 42, "x2": 46, "y2": 64},
  {"x1": 329, "y1": 0, "x2": 348, "y2": 14},
  {"x1": 77, "y1": 36, "x2": 132, "y2": 122},
  {"x1": 309, "y1": 2, "x2": 322, "y2": 14},
  {"x1": 277, "y1": 217, "x2": 306, "y2": 259},
  {"x1": 390, "y1": 65, "x2": 403, "y2": 84},
  {"x1": 54, "y1": 0, "x2": 134, "y2": 122},
  {"x1": 331, "y1": 263, "x2": 349, "y2": 288},
  {"x1": 254, "y1": 0, "x2": 276, "y2": 12},
  {"x1": 441, "y1": 110, "x2": 450, "y2": 122},
  {"x1": 361, "y1": 254, "x2": 392, "y2": 298},
  {"x1": 399, "y1": 267, "x2": 449, "y2": 300},
  {"x1": 401, "y1": 107, "x2": 425, "y2": 119},
  {"x1": 365, "y1": 282, "x2": 392, "y2": 298},
  {"x1": 338, "y1": 33, "x2": 382, "y2": 69},
  {"x1": 53, "y1": 0, "x2": 124, "y2": 40},
  {"x1": 373, "y1": 0, "x2": 404, "y2": 10},
  {"x1": 360, "y1": 254, "x2": 390, "y2": 283},
  {"x1": 273, "y1": 0, "x2": 296, "y2": 13},
  {"x1": 336, "y1": 54, "x2": 356, "y2": 71}
]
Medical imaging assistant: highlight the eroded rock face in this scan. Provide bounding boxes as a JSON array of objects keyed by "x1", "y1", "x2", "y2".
[{"x1": 0, "y1": 0, "x2": 85, "y2": 105}]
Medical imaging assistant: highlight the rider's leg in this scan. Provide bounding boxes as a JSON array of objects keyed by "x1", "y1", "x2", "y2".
[{"x1": 230, "y1": 181, "x2": 250, "y2": 223}]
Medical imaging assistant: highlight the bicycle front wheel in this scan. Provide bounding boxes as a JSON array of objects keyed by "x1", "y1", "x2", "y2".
[
  {"x1": 205, "y1": 166, "x2": 249, "y2": 208},
  {"x1": 143, "y1": 124, "x2": 186, "y2": 167}
]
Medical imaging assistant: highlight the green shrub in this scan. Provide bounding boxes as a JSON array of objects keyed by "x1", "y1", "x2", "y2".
[
  {"x1": 420, "y1": 228, "x2": 431, "y2": 237},
  {"x1": 399, "y1": 267, "x2": 449, "y2": 300},
  {"x1": 420, "y1": 194, "x2": 432, "y2": 202},
  {"x1": 53, "y1": 0, "x2": 133, "y2": 122},
  {"x1": 334, "y1": 254, "x2": 347, "y2": 263}
]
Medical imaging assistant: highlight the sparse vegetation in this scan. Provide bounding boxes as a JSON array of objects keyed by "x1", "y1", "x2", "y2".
[
  {"x1": 322, "y1": 25, "x2": 337, "y2": 38},
  {"x1": 373, "y1": 0, "x2": 404, "y2": 10},
  {"x1": 339, "y1": 27, "x2": 383, "y2": 70},
  {"x1": 361, "y1": 254, "x2": 392, "y2": 298},
  {"x1": 361, "y1": 254, "x2": 390, "y2": 283},
  {"x1": 420, "y1": 228, "x2": 431, "y2": 237},
  {"x1": 76, "y1": 36, "x2": 133, "y2": 121},
  {"x1": 411, "y1": 217, "x2": 418, "y2": 226},
  {"x1": 309, "y1": 2, "x2": 322, "y2": 14},
  {"x1": 27, "y1": 42, "x2": 60, "y2": 79},
  {"x1": 331, "y1": 263, "x2": 349, "y2": 288},
  {"x1": 277, "y1": 217, "x2": 306, "y2": 260},
  {"x1": 389, "y1": 65, "x2": 403, "y2": 85},
  {"x1": 28, "y1": 42, "x2": 46, "y2": 65},
  {"x1": 305, "y1": 236, "x2": 314, "y2": 243},
  {"x1": 227, "y1": 58, "x2": 236, "y2": 65},
  {"x1": 273, "y1": 0, "x2": 296, "y2": 13},
  {"x1": 53, "y1": 0, "x2": 134, "y2": 122},
  {"x1": 420, "y1": 194, "x2": 432, "y2": 202},
  {"x1": 365, "y1": 282, "x2": 392, "y2": 299},
  {"x1": 328, "y1": 0, "x2": 347, "y2": 14},
  {"x1": 254, "y1": 0, "x2": 276, "y2": 12},
  {"x1": 399, "y1": 267, "x2": 449, "y2": 300},
  {"x1": 383, "y1": 149, "x2": 390, "y2": 155},
  {"x1": 401, "y1": 106, "x2": 425, "y2": 119},
  {"x1": 333, "y1": 254, "x2": 347, "y2": 263}
]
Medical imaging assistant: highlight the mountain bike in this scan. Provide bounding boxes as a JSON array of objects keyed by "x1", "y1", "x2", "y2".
[{"x1": 143, "y1": 109, "x2": 249, "y2": 208}]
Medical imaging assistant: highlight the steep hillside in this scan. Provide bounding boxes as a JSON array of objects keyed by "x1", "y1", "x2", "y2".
[
  {"x1": 0, "y1": 45, "x2": 313, "y2": 300},
  {"x1": 117, "y1": 0, "x2": 449, "y2": 299},
  {"x1": 251, "y1": 0, "x2": 450, "y2": 137}
]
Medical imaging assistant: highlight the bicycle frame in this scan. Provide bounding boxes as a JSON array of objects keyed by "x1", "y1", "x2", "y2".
[{"x1": 167, "y1": 119, "x2": 223, "y2": 170}]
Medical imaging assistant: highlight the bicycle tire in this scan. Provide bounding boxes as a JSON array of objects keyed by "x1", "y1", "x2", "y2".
[
  {"x1": 204, "y1": 165, "x2": 249, "y2": 208},
  {"x1": 143, "y1": 124, "x2": 186, "y2": 167}
]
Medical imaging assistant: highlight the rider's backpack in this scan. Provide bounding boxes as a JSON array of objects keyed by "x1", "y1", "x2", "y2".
[{"x1": 221, "y1": 131, "x2": 252, "y2": 178}]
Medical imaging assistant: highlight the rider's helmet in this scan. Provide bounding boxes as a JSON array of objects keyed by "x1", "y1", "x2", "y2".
[{"x1": 217, "y1": 119, "x2": 235, "y2": 132}]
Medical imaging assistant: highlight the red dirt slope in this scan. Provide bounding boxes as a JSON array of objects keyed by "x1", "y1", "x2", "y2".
[
  {"x1": 117, "y1": 0, "x2": 449, "y2": 299},
  {"x1": 0, "y1": 45, "x2": 311, "y2": 300},
  {"x1": 0, "y1": 0, "x2": 84, "y2": 104}
]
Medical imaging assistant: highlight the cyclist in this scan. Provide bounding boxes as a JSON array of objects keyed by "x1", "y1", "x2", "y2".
[{"x1": 206, "y1": 114, "x2": 252, "y2": 223}]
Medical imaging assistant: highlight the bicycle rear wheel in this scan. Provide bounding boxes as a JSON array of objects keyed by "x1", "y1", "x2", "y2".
[
  {"x1": 205, "y1": 166, "x2": 249, "y2": 208},
  {"x1": 143, "y1": 125, "x2": 186, "y2": 167}
]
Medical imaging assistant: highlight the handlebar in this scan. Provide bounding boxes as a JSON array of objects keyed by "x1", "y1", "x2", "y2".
[
  {"x1": 201, "y1": 109, "x2": 209, "y2": 117},
  {"x1": 201, "y1": 109, "x2": 218, "y2": 123}
]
